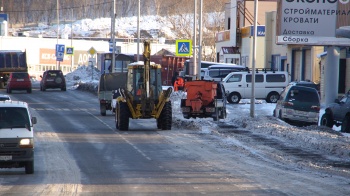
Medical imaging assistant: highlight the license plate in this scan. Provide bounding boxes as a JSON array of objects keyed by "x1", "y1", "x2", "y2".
[
  {"x1": 295, "y1": 111, "x2": 307, "y2": 116},
  {"x1": 47, "y1": 79, "x2": 54, "y2": 81},
  {"x1": 17, "y1": 79, "x2": 24, "y2": 81},
  {"x1": 0, "y1": 155, "x2": 12, "y2": 161}
]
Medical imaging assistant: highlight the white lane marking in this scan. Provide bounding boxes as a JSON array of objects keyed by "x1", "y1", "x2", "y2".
[{"x1": 85, "y1": 110, "x2": 152, "y2": 161}]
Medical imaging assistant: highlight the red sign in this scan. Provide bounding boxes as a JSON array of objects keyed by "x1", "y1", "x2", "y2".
[{"x1": 40, "y1": 48, "x2": 71, "y2": 65}]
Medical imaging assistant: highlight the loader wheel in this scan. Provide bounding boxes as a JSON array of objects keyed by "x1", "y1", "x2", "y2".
[
  {"x1": 117, "y1": 102, "x2": 130, "y2": 131},
  {"x1": 157, "y1": 118, "x2": 161, "y2": 129},
  {"x1": 160, "y1": 101, "x2": 172, "y2": 130}
]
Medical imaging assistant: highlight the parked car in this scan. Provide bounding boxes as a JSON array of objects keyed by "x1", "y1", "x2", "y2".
[
  {"x1": 273, "y1": 85, "x2": 320, "y2": 126},
  {"x1": 6, "y1": 72, "x2": 32, "y2": 93},
  {"x1": 320, "y1": 91, "x2": 350, "y2": 133},
  {"x1": 40, "y1": 70, "x2": 66, "y2": 91},
  {"x1": 0, "y1": 94, "x2": 11, "y2": 101},
  {"x1": 222, "y1": 70, "x2": 289, "y2": 103},
  {"x1": 0, "y1": 100, "x2": 37, "y2": 174}
]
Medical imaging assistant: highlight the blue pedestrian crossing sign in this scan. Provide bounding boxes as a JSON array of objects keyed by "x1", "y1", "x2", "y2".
[
  {"x1": 66, "y1": 47, "x2": 74, "y2": 55},
  {"x1": 56, "y1": 44, "x2": 65, "y2": 61},
  {"x1": 176, "y1": 40, "x2": 192, "y2": 56}
]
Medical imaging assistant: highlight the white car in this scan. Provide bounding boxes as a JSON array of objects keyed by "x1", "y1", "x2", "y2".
[
  {"x1": 0, "y1": 101, "x2": 37, "y2": 174},
  {"x1": 0, "y1": 94, "x2": 11, "y2": 101}
]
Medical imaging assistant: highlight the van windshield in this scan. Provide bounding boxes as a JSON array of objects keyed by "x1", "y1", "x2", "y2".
[{"x1": 0, "y1": 107, "x2": 30, "y2": 129}]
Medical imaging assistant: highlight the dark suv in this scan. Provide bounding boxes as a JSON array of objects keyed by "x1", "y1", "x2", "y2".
[
  {"x1": 273, "y1": 85, "x2": 320, "y2": 126},
  {"x1": 40, "y1": 70, "x2": 66, "y2": 91},
  {"x1": 6, "y1": 72, "x2": 32, "y2": 93},
  {"x1": 320, "y1": 91, "x2": 350, "y2": 133}
]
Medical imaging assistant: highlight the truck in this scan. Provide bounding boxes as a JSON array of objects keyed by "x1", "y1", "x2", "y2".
[
  {"x1": 98, "y1": 72, "x2": 127, "y2": 116},
  {"x1": 0, "y1": 50, "x2": 27, "y2": 88},
  {"x1": 114, "y1": 41, "x2": 173, "y2": 130},
  {"x1": 181, "y1": 80, "x2": 227, "y2": 121},
  {"x1": 97, "y1": 53, "x2": 134, "y2": 116}
]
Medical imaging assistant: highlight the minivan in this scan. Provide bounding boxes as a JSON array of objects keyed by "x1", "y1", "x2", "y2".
[
  {"x1": 222, "y1": 70, "x2": 290, "y2": 103},
  {"x1": 273, "y1": 85, "x2": 320, "y2": 125},
  {"x1": 0, "y1": 101, "x2": 37, "y2": 174}
]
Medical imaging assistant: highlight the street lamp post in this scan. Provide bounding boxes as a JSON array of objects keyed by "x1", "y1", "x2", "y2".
[
  {"x1": 56, "y1": 0, "x2": 60, "y2": 70},
  {"x1": 111, "y1": 0, "x2": 116, "y2": 72}
]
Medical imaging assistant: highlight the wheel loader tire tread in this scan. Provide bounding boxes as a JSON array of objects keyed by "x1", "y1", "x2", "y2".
[
  {"x1": 161, "y1": 101, "x2": 172, "y2": 130},
  {"x1": 119, "y1": 102, "x2": 130, "y2": 130}
]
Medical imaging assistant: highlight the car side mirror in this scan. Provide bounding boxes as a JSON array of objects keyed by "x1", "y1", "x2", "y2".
[
  {"x1": 31, "y1": 117, "x2": 37, "y2": 125},
  {"x1": 334, "y1": 99, "x2": 340, "y2": 103}
]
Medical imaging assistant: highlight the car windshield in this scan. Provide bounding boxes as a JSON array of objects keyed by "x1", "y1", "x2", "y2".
[
  {"x1": 0, "y1": 97, "x2": 10, "y2": 101},
  {"x1": 0, "y1": 107, "x2": 30, "y2": 129}
]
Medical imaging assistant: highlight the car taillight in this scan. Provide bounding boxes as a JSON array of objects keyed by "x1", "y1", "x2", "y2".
[{"x1": 311, "y1": 105, "x2": 320, "y2": 111}]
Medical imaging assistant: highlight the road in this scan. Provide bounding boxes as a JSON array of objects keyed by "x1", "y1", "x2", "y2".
[{"x1": 0, "y1": 85, "x2": 349, "y2": 195}]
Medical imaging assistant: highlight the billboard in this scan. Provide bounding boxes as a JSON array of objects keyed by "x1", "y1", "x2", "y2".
[
  {"x1": 276, "y1": 0, "x2": 350, "y2": 45},
  {"x1": 40, "y1": 48, "x2": 71, "y2": 65}
]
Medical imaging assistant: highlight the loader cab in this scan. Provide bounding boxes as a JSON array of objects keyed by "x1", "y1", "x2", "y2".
[{"x1": 127, "y1": 61, "x2": 163, "y2": 100}]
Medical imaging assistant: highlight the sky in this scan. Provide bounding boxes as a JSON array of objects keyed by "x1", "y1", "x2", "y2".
[{"x1": 24, "y1": 16, "x2": 350, "y2": 172}]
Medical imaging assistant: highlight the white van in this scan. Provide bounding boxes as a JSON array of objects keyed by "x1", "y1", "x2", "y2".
[
  {"x1": 222, "y1": 71, "x2": 290, "y2": 103},
  {"x1": 207, "y1": 64, "x2": 248, "y2": 70},
  {"x1": 203, "y1": 69, "x2": 236, "y2": 81},
  {"x1": 203, "y1": 64, "x2": 248, "y2": 81},
  {"x1": 0, "y1": 101, "x2": 37, "y2": 174}
]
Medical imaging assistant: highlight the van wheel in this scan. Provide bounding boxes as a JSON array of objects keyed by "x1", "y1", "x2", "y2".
[
  {"x1": 341, "y1": 115, "x2": 350, "y2": 133},
  {"x1": 266, "y1": 92, "x2": 279, "y2": 103},
  {"x1": 25, "y1": 160, "x2": 34, "y2": 174},
  {"x1": 228, "y1": 92, "x2": 241, "y2": 104}
]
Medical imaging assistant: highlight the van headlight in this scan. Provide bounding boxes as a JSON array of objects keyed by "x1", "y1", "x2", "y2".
[{"x1": 19, "y1": 138, "x2": 34, "y2": 148}]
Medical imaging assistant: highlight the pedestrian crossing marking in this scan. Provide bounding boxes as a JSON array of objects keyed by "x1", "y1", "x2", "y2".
[
  {"x1": 175, "y1": 39, "x2": 192, "y2": 56},
  {"x1": 179, "y1": 43, "x2": 189, "y2": 53},
  {"x1": 66, "y1": 47, "x2": 74, "y2": 55}
]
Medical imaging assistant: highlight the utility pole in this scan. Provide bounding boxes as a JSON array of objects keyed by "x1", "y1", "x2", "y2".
[
  {"x1": 193, "y1": 0, "x2": 197, "y2": 80},
  {"x1": 197, "y1": 0, "x2": 203, "y2": 80},
  {"x1": 250, "y1": 0, "x2": 258, "y2": 118},
  {"x1": 137, "y1": 0, "x2": 140, "y2": 61},
  {"x1": 111, "y1": 0, "x2": 116, "y2": 72}
]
